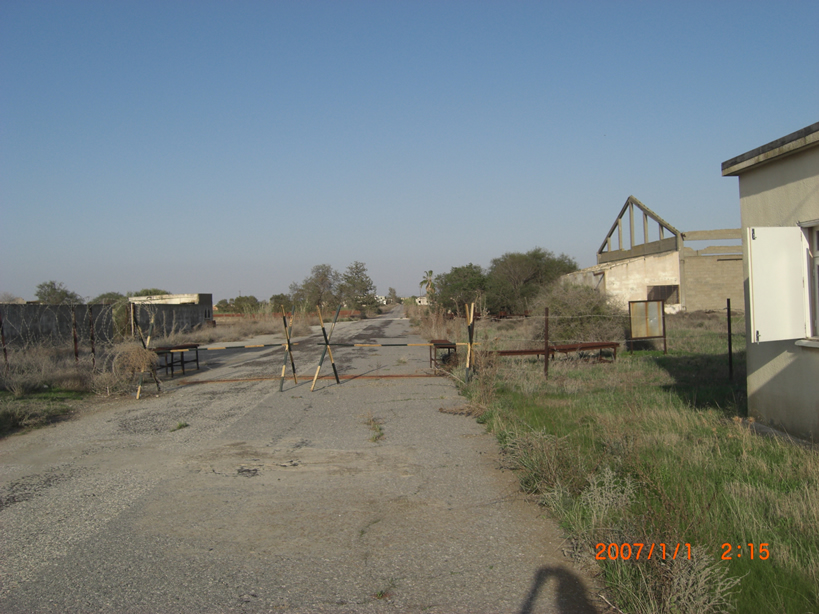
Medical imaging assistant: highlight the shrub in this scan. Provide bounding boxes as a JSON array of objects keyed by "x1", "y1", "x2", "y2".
[{"x1": 525, "y1": 283, "x2": 628, "y2": 345}]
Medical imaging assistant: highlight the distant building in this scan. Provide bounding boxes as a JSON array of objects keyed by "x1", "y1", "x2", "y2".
[
  {"x1": 415, "y1": 296, "x2": 429, "y2": 306},
  {"x1": 561, "y1": 196, "x2": 743, "y2": 313},
  {"x1": 722, "y1": 121, "x2": 819, "y2": 440},
  {"x1": 128, "y1": 293, "x2": 213, "y2": 336}
]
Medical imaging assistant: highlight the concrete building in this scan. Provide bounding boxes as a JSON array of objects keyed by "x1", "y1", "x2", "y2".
[
  {"x1": 562, "y1": 196, "x2": 744, "y2": 313},
  {"x1": 129, "y1": 293, "x2": 213, "y2": 337},
  {"x1": 722, "y1": 121, "x2": 819, "y2": 441}
]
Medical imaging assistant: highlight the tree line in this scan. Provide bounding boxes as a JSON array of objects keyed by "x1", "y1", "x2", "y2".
[
  {"x1": 421, "y1": 247, "x2": 577, "y2": 316},
  {"x1": 0, "y1": 281, "x2": 173, "y2": 305},
  {"x1": 3, "y1": 262, "x2": 389, "y2": 318},
  {"x1": 220, "y1": 261, "x2": 388, "y2": 315}
]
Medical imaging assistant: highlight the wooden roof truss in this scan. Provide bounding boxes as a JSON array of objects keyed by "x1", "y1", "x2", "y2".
[{"x1": 597, "y1": 196, "x2": 682, "y2": 264}]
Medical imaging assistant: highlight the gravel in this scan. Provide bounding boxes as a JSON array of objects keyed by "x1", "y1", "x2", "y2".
[{"x1": 0, "y1": 310, "x2": 603, "y2": 613}]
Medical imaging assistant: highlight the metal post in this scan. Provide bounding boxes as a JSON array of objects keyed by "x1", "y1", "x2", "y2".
[
  {"x1": 727, "y1": 298, "x2": 733, "y2": 381},
  {"x1": 88, "y1": 305, "x2": 96, "y2": 370},
  {"x1": 662, "y1": 300, "x2": 667, "y2": 355},
  {"x1": 544, "y1": 307, "x2": 549, "y2": 379},
  {"x1": 0, "y1": 308, "x2": 8, "y2": 374},
  {"x1": 72, "y1": 306, "x2": 79, "y2": 364}
]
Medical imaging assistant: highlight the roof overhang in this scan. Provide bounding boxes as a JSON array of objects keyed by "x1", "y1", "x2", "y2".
[{"x1": 722, "y1": 121, "x2": 819, "y2": 177}]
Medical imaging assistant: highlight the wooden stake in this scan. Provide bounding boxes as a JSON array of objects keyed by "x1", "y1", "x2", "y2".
[
  {"x1": 279, "y1": 307, "x2": 298, "y2": 390},
  {"x1": 311, "y1": 305, "x2": 341, "y2": 391},
  {"x1": 136, "y1": 314, "x2": 160, "y2": 399},
  {"x1": 465, "y1": 302, "x2": 475, "y2": 383}
]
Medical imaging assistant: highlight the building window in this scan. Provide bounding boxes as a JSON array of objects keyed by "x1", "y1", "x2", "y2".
[{"x1": 647, "y1": 285, "x2": 679, "y2": 305}]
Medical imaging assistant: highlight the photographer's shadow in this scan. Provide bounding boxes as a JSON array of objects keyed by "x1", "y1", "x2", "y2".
[{"x1": 518, "y1": 566, "x2": 601, "y2": 614}]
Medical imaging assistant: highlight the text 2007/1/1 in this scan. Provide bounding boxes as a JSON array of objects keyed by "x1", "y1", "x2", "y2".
[{"x1": 595, "y1": 543, "x2": 691, "y2": 561}]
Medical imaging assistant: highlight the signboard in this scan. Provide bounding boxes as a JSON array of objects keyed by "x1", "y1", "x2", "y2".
[{"x1": 628, "y1": 300, "x2": 667, "y2": 353}]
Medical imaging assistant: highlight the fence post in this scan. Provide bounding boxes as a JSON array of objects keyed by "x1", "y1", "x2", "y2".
[
  {"x1": 0, "y1": 308, "x2": 8, "y2": 374},
  {"x1": 727, "y1": 298, "x2": 733, "y2": 381},
  {"x1": 72, "y1": 306, "x2": 79, "y2": 364},
  {"x1": 465, "y1": 303, "x2": 475, "y2": 383},
  {"x1": 544, "y1": 307, "x2": 549, "y2": 379},
  {"x1": 88, "y1": 305, "x2": 96, "y2": 370}
]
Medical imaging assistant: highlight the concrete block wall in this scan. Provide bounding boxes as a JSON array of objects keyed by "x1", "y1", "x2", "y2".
[
  {"x1": 132, "y1": 304, "x2": 210, "y2": 338},
  {"x1": 682, "y1": 256, "x2": 744, "y2": 312},
  {"x1": 0, "y1": 304, "x2": 116, "y2": 346}
]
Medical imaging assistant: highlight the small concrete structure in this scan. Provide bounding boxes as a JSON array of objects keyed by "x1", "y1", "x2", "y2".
[
  {"x1": 723, "y1": 121, "x2": 819, "y2": 441},
  {"x1": 562, "y1": 196, "x2": 743, "y2": 313},
  {"x1": 129, "y1": 294, "x2": 213, "y2": 337}
]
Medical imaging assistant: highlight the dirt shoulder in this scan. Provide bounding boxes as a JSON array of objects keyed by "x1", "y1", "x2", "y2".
[{"x1": 0, "y1": 313, "x2": 604, "y2": 613}]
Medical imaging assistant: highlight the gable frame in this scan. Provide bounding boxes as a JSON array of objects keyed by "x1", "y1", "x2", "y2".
[{"x1": 597, "y1": 196, "x2": 682, "y2": 264}]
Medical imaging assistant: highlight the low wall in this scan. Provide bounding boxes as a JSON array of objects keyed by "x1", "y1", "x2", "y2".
[
  {"x1": 0, "y1": 304, "x2": 116, "y2": 346},
  {"x1": 131, "y1": 304, "x2": 211, "y2": 338},
  {"x1": 0, "y1": 303, "x2": 213, "y2": 347}
]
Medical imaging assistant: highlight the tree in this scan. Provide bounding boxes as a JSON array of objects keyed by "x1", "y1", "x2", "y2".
[
  {"x1": 338, "y1": 261, "x2": 378, "y2": 313},
  {"x1": 434, "y1": 264, "x2": 487, "y2": 316},
  {"x1": 387, "y1": 287, "x2": 399, "y2": 304},
  {"x1": 486, "y1": 248, "x2": 577, "y2": 314},
  {"x1": 90, "y1": 291, "x2": 126, "y2": 305},
  {"x1": 290, "y1": 264, "x2": 340, "y2": 310},
  {"x1": 232, "y1": 295, "x2": 260, "y2": 314},
  {"x1": 269, "y1": 293, "x2": 294, "y2": 314},
  {"x1": 35, "y1": 281, "x2": 83, "y2": 304},
  {"x1": 128, "y1": 288, "x2": 171, "y2": 297},
  {"x1": 0, "y1": 292, "x2": 24, "y2": 304},
  {"x1": 215, "y1": 298, "x2": 231, "y2": 312},
  {"x1": 419, "y1": 270, "x2": 435, "y2": 300}
]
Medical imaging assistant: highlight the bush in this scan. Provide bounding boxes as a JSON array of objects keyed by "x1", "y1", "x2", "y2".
[{"x1": 525, "y1": 283, "x2": 628, "y2": 345}]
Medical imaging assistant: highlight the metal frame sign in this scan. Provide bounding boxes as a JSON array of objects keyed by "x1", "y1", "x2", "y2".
[{"x1": 628, "y1": 300, "x2": 667, "y2": 353}]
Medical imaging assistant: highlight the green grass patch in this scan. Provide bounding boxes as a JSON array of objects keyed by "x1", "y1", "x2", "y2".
[
  {"x1": 457, "y1": 312, "x2": 817, "y2": 613},
  {"x1": 0, "y1": 387, "x2": 86, "y2": 436}
]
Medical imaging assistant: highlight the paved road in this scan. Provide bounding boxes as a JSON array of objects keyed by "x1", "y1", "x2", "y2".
[{"x1": 0, "y1": 310, "x2": 603, "y2": 613}]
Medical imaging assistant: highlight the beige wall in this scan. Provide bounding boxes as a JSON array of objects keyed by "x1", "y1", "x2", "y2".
[
  {"x1": 738, "y1": 145, "x2": 819, "y2": 440},
  {"x1": 563, "y1": 251, "x2": 680, "y2": 311},
  {"x1": 681, "y1": 255, "x2": 744, "y2": 312}
]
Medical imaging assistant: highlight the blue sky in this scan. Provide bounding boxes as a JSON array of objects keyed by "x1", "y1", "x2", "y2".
[{"x1": 2, "y1": 1, "x2": 817, "y2": 302}]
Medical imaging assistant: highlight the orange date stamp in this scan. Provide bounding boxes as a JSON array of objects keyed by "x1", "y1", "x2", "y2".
[
  {"x1": 721, "y1": 543, "x2": 770, "y2": 560},
  {"x1": 595, "y1": 542, "x2": 771, "y2": 560},
  {"x1": 596, "y1": 543, "x2": 692, "y2": 560}
]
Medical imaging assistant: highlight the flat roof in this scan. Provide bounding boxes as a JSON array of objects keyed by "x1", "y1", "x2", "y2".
[{"x1": 722, "y1": 121, "x2": 819, "y2": 176}]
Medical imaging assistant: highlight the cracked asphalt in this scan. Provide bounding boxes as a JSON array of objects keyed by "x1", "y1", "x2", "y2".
[{"x1": 0, "y1": 309, "x2": 603, "y2": 613}]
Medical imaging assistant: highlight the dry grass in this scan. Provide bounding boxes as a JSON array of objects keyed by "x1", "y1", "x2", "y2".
[
  {"x1": 363, "y1": 412, "x2": 385, "y2": 442},
  {"x1": 404, "y1": 304, "x2": 466, "y2": 341},
  {"x1": 412, "y1": 295, "x2": 816, "y2": 612}
]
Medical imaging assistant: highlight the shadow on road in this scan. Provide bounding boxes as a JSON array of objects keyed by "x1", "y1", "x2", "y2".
[{"x1": 518, "y1": 566, "x2": 600, "y2": 614}]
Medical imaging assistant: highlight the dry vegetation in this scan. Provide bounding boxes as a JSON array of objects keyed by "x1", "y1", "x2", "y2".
[
  {"x1": 0, "y1": 314, "x2": 326, "y2": 435},
  {"x1": 0, "y1": 303, "x2": 380, "y2": 435},
  {"x1": 414, "y1": 284, "x2": 818, "y2": 613}
]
